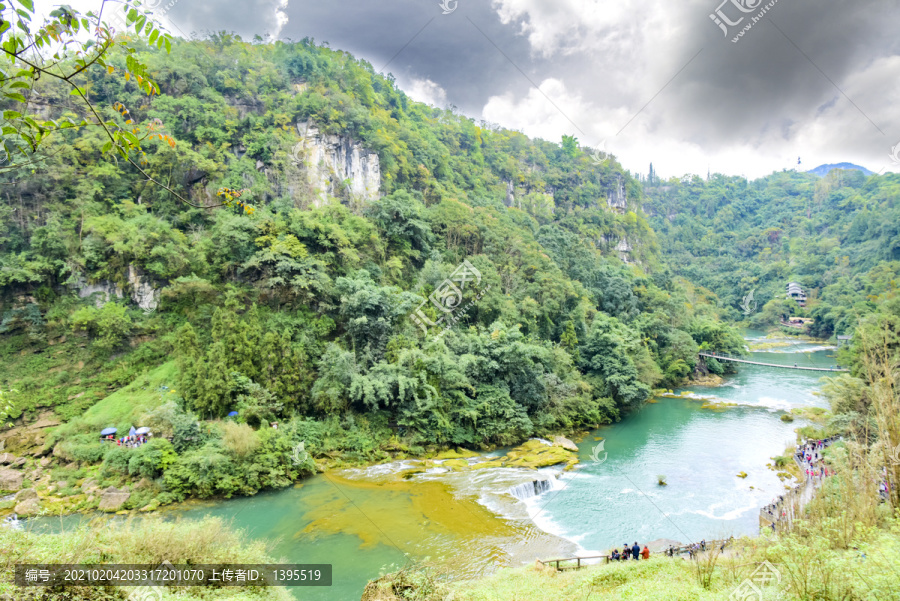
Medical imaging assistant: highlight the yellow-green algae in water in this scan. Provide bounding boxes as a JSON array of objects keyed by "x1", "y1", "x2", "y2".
[{"x1": 296, "y1": 465, "x2": 577, "y2": 578}]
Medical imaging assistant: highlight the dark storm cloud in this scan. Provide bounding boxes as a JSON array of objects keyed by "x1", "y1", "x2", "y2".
[
  {"x1": 662, "y1": 0, "x2": 900, "y2": 143},
  {"x1": 162, "y1": 0, "x2": 283, "y2": 40},
  {"x1": 164, "y1": 0, "x2": 547, "y2": 115},
  {"x1": 278, "y1": 0, "x2": 546, "y2": 115},
  {"x1": 162, "y1": 0, "x2": 900, "y2": 175}
]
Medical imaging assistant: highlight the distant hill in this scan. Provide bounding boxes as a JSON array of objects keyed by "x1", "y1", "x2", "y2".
[{"x1": 807, "y1": 162, "x2": 874, "y2": 177}]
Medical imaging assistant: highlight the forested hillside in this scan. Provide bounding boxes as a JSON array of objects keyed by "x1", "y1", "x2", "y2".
[
  {"x1": 643, "y1": 170, "x2": 900, "y2": 337},
  {"x1": 0, "y1": 35, "x2": 744, "y2": 505}
]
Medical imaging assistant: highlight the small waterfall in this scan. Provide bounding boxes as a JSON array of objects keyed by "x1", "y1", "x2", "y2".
[{"x1": 508, "y1": 479, "x2": 552, "y2": 500}]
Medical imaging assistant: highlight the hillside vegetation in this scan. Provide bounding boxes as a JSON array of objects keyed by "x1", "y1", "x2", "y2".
[
  {"x1": 644, "y1": 170, "x2": 900, "y2": 336},
  {"x1": 0, "y1": 35, "x2": 744, "y2": 510}
]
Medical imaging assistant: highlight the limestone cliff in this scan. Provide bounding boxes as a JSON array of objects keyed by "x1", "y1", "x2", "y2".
[
  {"x1": 607, "y1": 175, "x2": 627, "y2": 213},
  {"x1": 73, "y1": 265, "x2": 160, "y2": 312},
  {"x1": 294, "y1": 121, "x2": 381, "y2": 207}
]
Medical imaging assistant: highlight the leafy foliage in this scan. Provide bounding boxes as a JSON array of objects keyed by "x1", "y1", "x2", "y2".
[{"x1": 0, "y1": 34, "x2": 746, "y2": 503}]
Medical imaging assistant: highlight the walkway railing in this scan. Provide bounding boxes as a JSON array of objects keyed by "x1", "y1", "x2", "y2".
[
  {"x1": 538, "y1": 555, "x2": 609, "y2": 571},
  {"x1": 663, "y1": 538, "x2": 732, "y2": 557},
  {"x1": 698, "y1": 351, "x2": 848, "y2": 372},
  {"x1": 539, "y1": 538, "x2": 734, "y2": 571}
]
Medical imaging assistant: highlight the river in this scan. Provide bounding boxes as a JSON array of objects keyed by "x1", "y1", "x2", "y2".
[{"x1": 40, "y1": 332, "x2": 839, "y2": 600}]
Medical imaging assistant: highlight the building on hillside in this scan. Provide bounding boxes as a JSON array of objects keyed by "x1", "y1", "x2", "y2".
[{"x1": 786, "y1": 282, "x2": 807, "y2": 307}]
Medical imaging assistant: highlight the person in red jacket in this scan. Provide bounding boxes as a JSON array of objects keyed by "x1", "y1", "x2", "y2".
[{"x1": 641, "y1": 546, "x2": 650, "y2": 560}]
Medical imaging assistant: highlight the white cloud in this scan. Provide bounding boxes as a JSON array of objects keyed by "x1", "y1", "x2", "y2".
[
  {"x1": 481, "y1": 77, "x2": 713, "y2": 178},
  {"x1": 404, "y1": 78, "x2": 449, "y2": 108},
  {"x1": 491, "y1": 0, "x2": 660, "y2": 59},
  {"x1": 485, "y1": 0, "x2": 900, "y2": 179}
]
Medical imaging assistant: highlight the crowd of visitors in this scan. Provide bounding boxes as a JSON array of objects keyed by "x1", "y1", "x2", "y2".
[
  {"x1": 796, "y1": 437, "x2": 837, "y2": 483},
  {"x1": 119, "y1": 434, "x2": 149, "y2": 448},
  {"x1": 761, "y1": 436, "x2": 840, "y2": 531},
  {"x1": 609, "y1": 542, "x2": 650, "y2": 561},
  {"x1": 102, "y1": 433, "x2": 151, "y2": 448}
]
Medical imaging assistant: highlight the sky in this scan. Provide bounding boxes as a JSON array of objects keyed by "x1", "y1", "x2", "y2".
[{"x1": 31, "y1": 0, "x2": 900, "y2": 180}]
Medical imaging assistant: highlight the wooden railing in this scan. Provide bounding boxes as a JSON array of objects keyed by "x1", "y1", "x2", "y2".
[
  {"x1": 539, "y1": 555, "x2": 609, "y2": 571},
  {"x1": 662, "y1": 538, "x2": 732, "y2": 556},
  {"x1": 540, "y1": 539, "x2": 735, "y2": 571}
]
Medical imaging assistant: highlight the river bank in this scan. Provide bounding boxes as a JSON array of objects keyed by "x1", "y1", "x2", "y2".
[
  {"x1": 5, "y1": 333, "x2": 839, "y2": 601},
  {"x1": 0, "y1": 433, "x2": 584, "y2": 519}
]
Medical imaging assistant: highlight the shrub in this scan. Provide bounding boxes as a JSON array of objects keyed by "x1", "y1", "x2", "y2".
[
  {"x1": 127, "y1": 439, "x2": 178, "y2": 479},
  {"x1": 773, "y1": 455, "x2": 791, "y2": 468},
  {"x1": 155, "y1": 491, "x2": 178, "y2": 506},
  {"x1": 172, "y1": 412, "x2": 209, "y2": 454},
  {"x1": 101, "y1": 444, "x2": 131, "y2": 476},
  {"x1": 70, "y1": 303, "x2": 133, "y2": 353},
  {"x1": 123, "y1": 488, "x2": 156, "y2": 510},
  {"x1": 139, "y1": 401, "x2": 182, "y2": 438},
  {"x1": 222, "y1": 422, "x2": 260, "y2": 457},
  {"x1": 56, "y1": 434, "x2": 107, "y2": 463},
  {"x1": 163, "y1": 442, "x2": 238, "y2": 499},
  {"x1": 706, "y1": 357, "x2": 725, "y2": 375}
]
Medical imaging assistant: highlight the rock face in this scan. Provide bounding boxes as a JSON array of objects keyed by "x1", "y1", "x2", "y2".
[
  {"x1": 505, "y1": 180, "x2": 515, "y2": 207},
  {"x1": 607, "y1": 176, "x2": 627, "y2": 213},
  {"x1": 0, "y1": 453, "x2": 17, "y2": 465},
  {"x1": 98, "y1": 487, "x2": 130, "y2": 512},
  {"x1": 0, "y1": 468, "x2": 23, "y2": 491},
  {"x1": 295, "y1": 121, "x2": 381, "y2": 207},
  {"x1": 126, "y1": 265, "x2": 159, "y2": 312},
  {"x1": 14, "y1": 488, "x2": 37, "y2": 502},
  {"x1": 14, "y1": 497, "x2": 40, "y2": 516},
  {"x1": 81, "y1": 478, "x2": 99, "y2": 494},
  {"x1": 75, "y1": 277, "x2": 123, "y2": 307},
  {"x1": 552, "y1": 436, "x2": 579, "y2": 452},
  {"x1": 615, "y1": 238, "x2": 633, "y2": 263},
  {"x1": 73, "y1": 265, "x2": 159, "y2": 312}
]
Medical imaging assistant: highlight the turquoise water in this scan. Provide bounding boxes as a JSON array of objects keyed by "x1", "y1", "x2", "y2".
[{"x1": 35, "y1": 334, "x2": 835, "y2": 600}]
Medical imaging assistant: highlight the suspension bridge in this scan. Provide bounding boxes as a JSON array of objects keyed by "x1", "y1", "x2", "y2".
[{"x1": 698, "y1": 351, "x2": 848, "y2": 372}]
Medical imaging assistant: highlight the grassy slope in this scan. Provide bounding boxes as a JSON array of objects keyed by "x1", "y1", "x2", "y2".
[
  {"x1": 447, "y1": 524, "x2": 900, "y2": 601},
  {"x1": 63, "y1": 361, "x2": 177, "y2": 434},
  {"x1": 0, "y1": 329, "x2": 170, "y2": 434},
  {"x1": 0, "y1": 516, "x2": 292, "y2": 601},
  {"x1": 451, "y1": 558, "x2": 735, "y2": 601}
]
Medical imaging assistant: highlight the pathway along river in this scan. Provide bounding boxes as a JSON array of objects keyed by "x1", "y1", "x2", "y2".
[{"x1": 41, "y1": 332, "x2": 837, "y2": 600}]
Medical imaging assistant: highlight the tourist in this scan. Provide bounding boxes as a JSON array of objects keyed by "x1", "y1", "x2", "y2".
[
  {"x1": 641, "y1": 546, "x2": 650, "y2": 560},
  {"x1": 611, "y1": 548, "x2": 620, "y2": 561},
  {"x1": 623, "y1": 543, "x2": 631, "y2": 559},
  {"x1": 632, "y1": 542, "x2": 640, "y2": 560}
]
